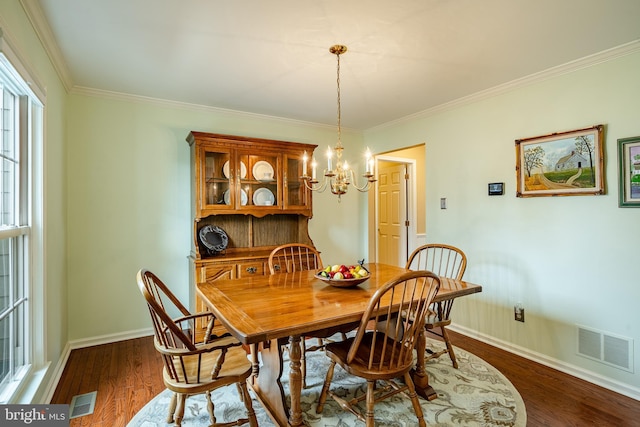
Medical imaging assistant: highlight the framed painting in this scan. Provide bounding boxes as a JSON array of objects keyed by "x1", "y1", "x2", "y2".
[
  {"x1": 618, "y1": 136, "x2": 640, "y2": 207},
  {"x1": 515, "y1": 125, "x2": 605, "y2": 197}
]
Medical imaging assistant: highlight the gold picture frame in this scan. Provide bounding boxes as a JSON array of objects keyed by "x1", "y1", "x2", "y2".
[{"x1": 515, "y1": 125, "x2": 605, "y2": 197}]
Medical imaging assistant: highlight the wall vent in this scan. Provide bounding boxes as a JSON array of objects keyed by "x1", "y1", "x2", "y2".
[
  {"x1": 69, "y1": 391, "x2": 97, "y2": 419},
  {"x1": 577, "y1": 325, "x2": 634, "y2": 373}
]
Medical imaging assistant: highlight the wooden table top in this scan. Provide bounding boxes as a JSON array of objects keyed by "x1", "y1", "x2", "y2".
[{"x1": 196, "y1": 263, "x2": 482, "y2": 345}]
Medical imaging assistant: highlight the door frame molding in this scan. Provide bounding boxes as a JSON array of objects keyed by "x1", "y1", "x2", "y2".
[{"x1": 368, "y1": 155, "x2": 417, "y2": 264}]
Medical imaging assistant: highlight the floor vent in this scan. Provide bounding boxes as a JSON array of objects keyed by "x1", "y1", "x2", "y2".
[
  {"x1": 69, "y1": 391, "x2": 97, "y2": 419},
  {"x1": 577, "y1": 325, "x2": 634, "y2": 372}
]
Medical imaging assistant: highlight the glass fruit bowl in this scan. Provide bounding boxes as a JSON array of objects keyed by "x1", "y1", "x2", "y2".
[{"x1": 314, "y1": 272, "x2": 370, "y2": 288}]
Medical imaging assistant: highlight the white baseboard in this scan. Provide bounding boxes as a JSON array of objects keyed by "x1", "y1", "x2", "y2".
[
  {"x1": 67, "y1": 327, "x2": 154, "y2": 350},
  {"x1": 42, "y1": 342, "x2": 71, "y2": 403},
  {"x1": 43, "y1": 328, "x2": 154, "y2": 403},
  {"x1": 449, "y1": 324, "x2": 640, "y2": 401}
]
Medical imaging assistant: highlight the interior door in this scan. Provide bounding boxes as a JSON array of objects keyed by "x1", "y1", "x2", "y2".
[{"x1": 377, "y1": 162, "x2": 407, "y2": 267}]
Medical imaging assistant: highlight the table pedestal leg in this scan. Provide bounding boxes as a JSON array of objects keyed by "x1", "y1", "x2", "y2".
[
  {"x1": 412, "y1": 330, "x2": 438, "y2": 401},
  {"x1": 288, "y1": 335, "x2": 304, "y2": 426},
  {"x1": 247, "y1": 337, "x2": 306, "y2": 427}
]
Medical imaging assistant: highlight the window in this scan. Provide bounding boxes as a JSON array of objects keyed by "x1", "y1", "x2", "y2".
[{"x1": 0, "y1": 31, "x2": 44, "y2": 403}]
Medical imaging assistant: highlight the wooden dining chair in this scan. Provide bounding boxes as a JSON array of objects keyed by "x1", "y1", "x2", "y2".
[
  {"x1": 136, "y1": 269, "x2": 257, "y2": 427},
  {"x1": 268, "y1": 243, "x2": 332, "y2": 387},
  {"x1": 406, "y1": 243, "x2": 467, "y2": 368},
  {"x1": 268, "y1": 242, "x2": 323, "y2": 274},
  {"x1": 316, "y1": 270, "x2": 441, "y2": 427}
]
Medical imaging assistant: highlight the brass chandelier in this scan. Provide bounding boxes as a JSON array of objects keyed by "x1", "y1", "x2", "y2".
[{"x1": 301, "y1": 45, "x2": 376, "y2": 201}]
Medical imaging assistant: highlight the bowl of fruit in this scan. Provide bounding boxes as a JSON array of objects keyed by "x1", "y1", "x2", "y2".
[{"x1": 314, "y1": 264, "x2": 370, "y2": 288}]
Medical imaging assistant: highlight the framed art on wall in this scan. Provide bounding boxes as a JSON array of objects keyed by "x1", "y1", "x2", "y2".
[
  {"x1": 618, "y1": 136, "x2": 640, "y2": 207},
  {"x1": 515, "y1": 125, "x2": 605, "y2": 197}
]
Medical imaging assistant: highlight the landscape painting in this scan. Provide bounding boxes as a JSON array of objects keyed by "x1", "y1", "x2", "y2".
[
  {"x1": 515, "y1": 125, "x2": 605, "y2": 197},
  {"x1": 618, "y1": 136, "x2": 640, "y2": 207}
]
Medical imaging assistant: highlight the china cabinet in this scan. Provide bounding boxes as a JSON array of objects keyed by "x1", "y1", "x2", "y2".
[
  {"x1": 187, "y1": 131, "x2": 315, "y2": 219},
  {"x1": 186, "y1": 131, "x2": 318, "y2": 315}
]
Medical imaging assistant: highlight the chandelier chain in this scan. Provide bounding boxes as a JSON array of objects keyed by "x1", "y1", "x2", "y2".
[{"x1": 336, "y1": 51, "x2": 341, "y2": 146}]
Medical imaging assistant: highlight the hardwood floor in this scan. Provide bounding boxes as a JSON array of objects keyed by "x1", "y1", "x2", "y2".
[
  {"x1": 50, "y1": 332, "x2": 639, "y2": 426},
  {"x1": 51, "y1": 336, "x2": 165, "y2": 427}
]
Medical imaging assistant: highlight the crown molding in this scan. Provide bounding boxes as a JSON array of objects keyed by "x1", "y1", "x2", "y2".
[
  {"x1": 367, "y1": 40, "x2": 640, "y2": 133},
  {"x1": 71, "y1": 85, "x2": 344, "y2": 132},
  {"x1": 20, "y1": 0, "x2": 74, "y2": 92}
]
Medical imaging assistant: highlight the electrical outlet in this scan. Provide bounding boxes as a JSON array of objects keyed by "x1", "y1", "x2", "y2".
[{"x1": 514, "y1": 304, "x2": 525, "y2": 322}]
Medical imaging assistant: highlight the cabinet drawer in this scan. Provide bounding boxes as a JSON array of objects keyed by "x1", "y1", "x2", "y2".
[
  {"x1": 236, "y1": 261, "x2": 266, "y2": 278},
  {"x1": 202, "y1": 264, "x2": 235, "y2": 282}
]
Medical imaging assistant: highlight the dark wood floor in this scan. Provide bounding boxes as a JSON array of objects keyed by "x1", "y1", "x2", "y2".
[
  {"x1": 51, "y1": 331, "x2": 640, "y2": 427},
  {"x1": 51, "y1": 336, "x2": 166, "y2": 427}
]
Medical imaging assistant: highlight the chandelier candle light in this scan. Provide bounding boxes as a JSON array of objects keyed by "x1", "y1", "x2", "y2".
[{"x1": 301, "y1": 45, "x2": 376, "y2": 201}]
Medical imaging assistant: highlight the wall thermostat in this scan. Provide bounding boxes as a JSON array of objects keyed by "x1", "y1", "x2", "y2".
[{"x1": 488, "y1": 182, "x2": 504, "y2": 196}]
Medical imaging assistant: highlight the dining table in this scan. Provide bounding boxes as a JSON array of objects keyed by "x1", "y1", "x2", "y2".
[{"x1": 196, "y1": 262, "x2": 482, "y2": 427}]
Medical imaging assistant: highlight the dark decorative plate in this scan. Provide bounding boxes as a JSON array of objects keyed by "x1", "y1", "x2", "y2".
[
  {"x1": 314, "y1": 273, "x2": 370, "y2": 288},
  {"x1": 199, "y1": 225, "x2": 228, "y2": 253}
]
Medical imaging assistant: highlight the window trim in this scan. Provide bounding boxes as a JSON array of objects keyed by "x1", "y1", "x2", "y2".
[
  {"x1": 0, "y1": 25, "x2": 46, "y2": 404},
  {"x1": 0, "y1": 28, "x2": 46, "y2": 104}
]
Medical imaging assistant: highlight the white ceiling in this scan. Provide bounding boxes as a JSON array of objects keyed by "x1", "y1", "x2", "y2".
[{"x1": 30, "y1": 0, "x2": 640, "y2": 130}]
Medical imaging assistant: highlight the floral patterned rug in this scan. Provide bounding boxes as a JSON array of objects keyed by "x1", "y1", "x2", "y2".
[{"x1": 128, "y1": 339, "x2": 526, "y2": 426}]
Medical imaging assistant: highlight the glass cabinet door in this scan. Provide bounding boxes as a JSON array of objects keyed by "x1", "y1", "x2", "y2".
[
  {"x1": 237, "y1": 151, "x2": 279, "y2": 209},
  {"x1": 201, "y1": 147, "x2": 233, "y2": 211},
  {"x1": 284, "y1": 152, "x2": 309, "y2": 209}
]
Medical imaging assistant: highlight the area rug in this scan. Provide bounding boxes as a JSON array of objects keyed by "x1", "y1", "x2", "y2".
[{"x1": 128, "y1": 339, "x2": 526, "y2": 426}]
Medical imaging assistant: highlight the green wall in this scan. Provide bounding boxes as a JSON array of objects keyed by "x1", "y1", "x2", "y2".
[
  {"x1": 65, "y1": 93, "x2": 369, "y2": 341},
  {"x1": 364, "y1": 50, "x2": 640, "y2": 395}
]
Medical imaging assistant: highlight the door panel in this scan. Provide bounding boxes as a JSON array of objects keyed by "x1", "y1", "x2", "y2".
[
  {"x1": 379, "y1": 173, "x2": 390, "y2": 258},
  {"x1": 377, "y1": 163, "x2": 406, "y2": 266}
]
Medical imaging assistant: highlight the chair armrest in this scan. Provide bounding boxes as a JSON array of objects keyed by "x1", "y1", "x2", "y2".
[
  {"x1": 173, "y1": 312, "x2": 230, "y2": 343},
  {"x1": 154, "y1": 335, "x2": 242, "y2": 357},
  {"x1": 173, "y1": 311, "x2": 214, "y2": 325}
]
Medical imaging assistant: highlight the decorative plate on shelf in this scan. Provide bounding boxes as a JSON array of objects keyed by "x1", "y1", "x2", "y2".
[
  {"x1": 253, "y1": 160, "x2": 274, "y2": 182},
  {"x1": 314, "y1": 273, "x2": 370, "y2": 288},
  {"x1": 222, "y1": 161, "x2": 247, "y2": 179},
  {"x1": 253, "y1": 187, "x2": 275, "y2": 206},
  {"x1": 199, "y1": 225, "x2": 228, "y2": 253},
  {"x1": 223, "y1": 189, "x2": 248, "y2": 205}
]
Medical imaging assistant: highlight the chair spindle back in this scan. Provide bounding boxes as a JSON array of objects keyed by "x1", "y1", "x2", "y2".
[
  {"x1": 268, "y1": 243, "x2": 323, "y2": 274},
  {"x1": 348, "y1": 270, "x2": 441, "y2": 372}
]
